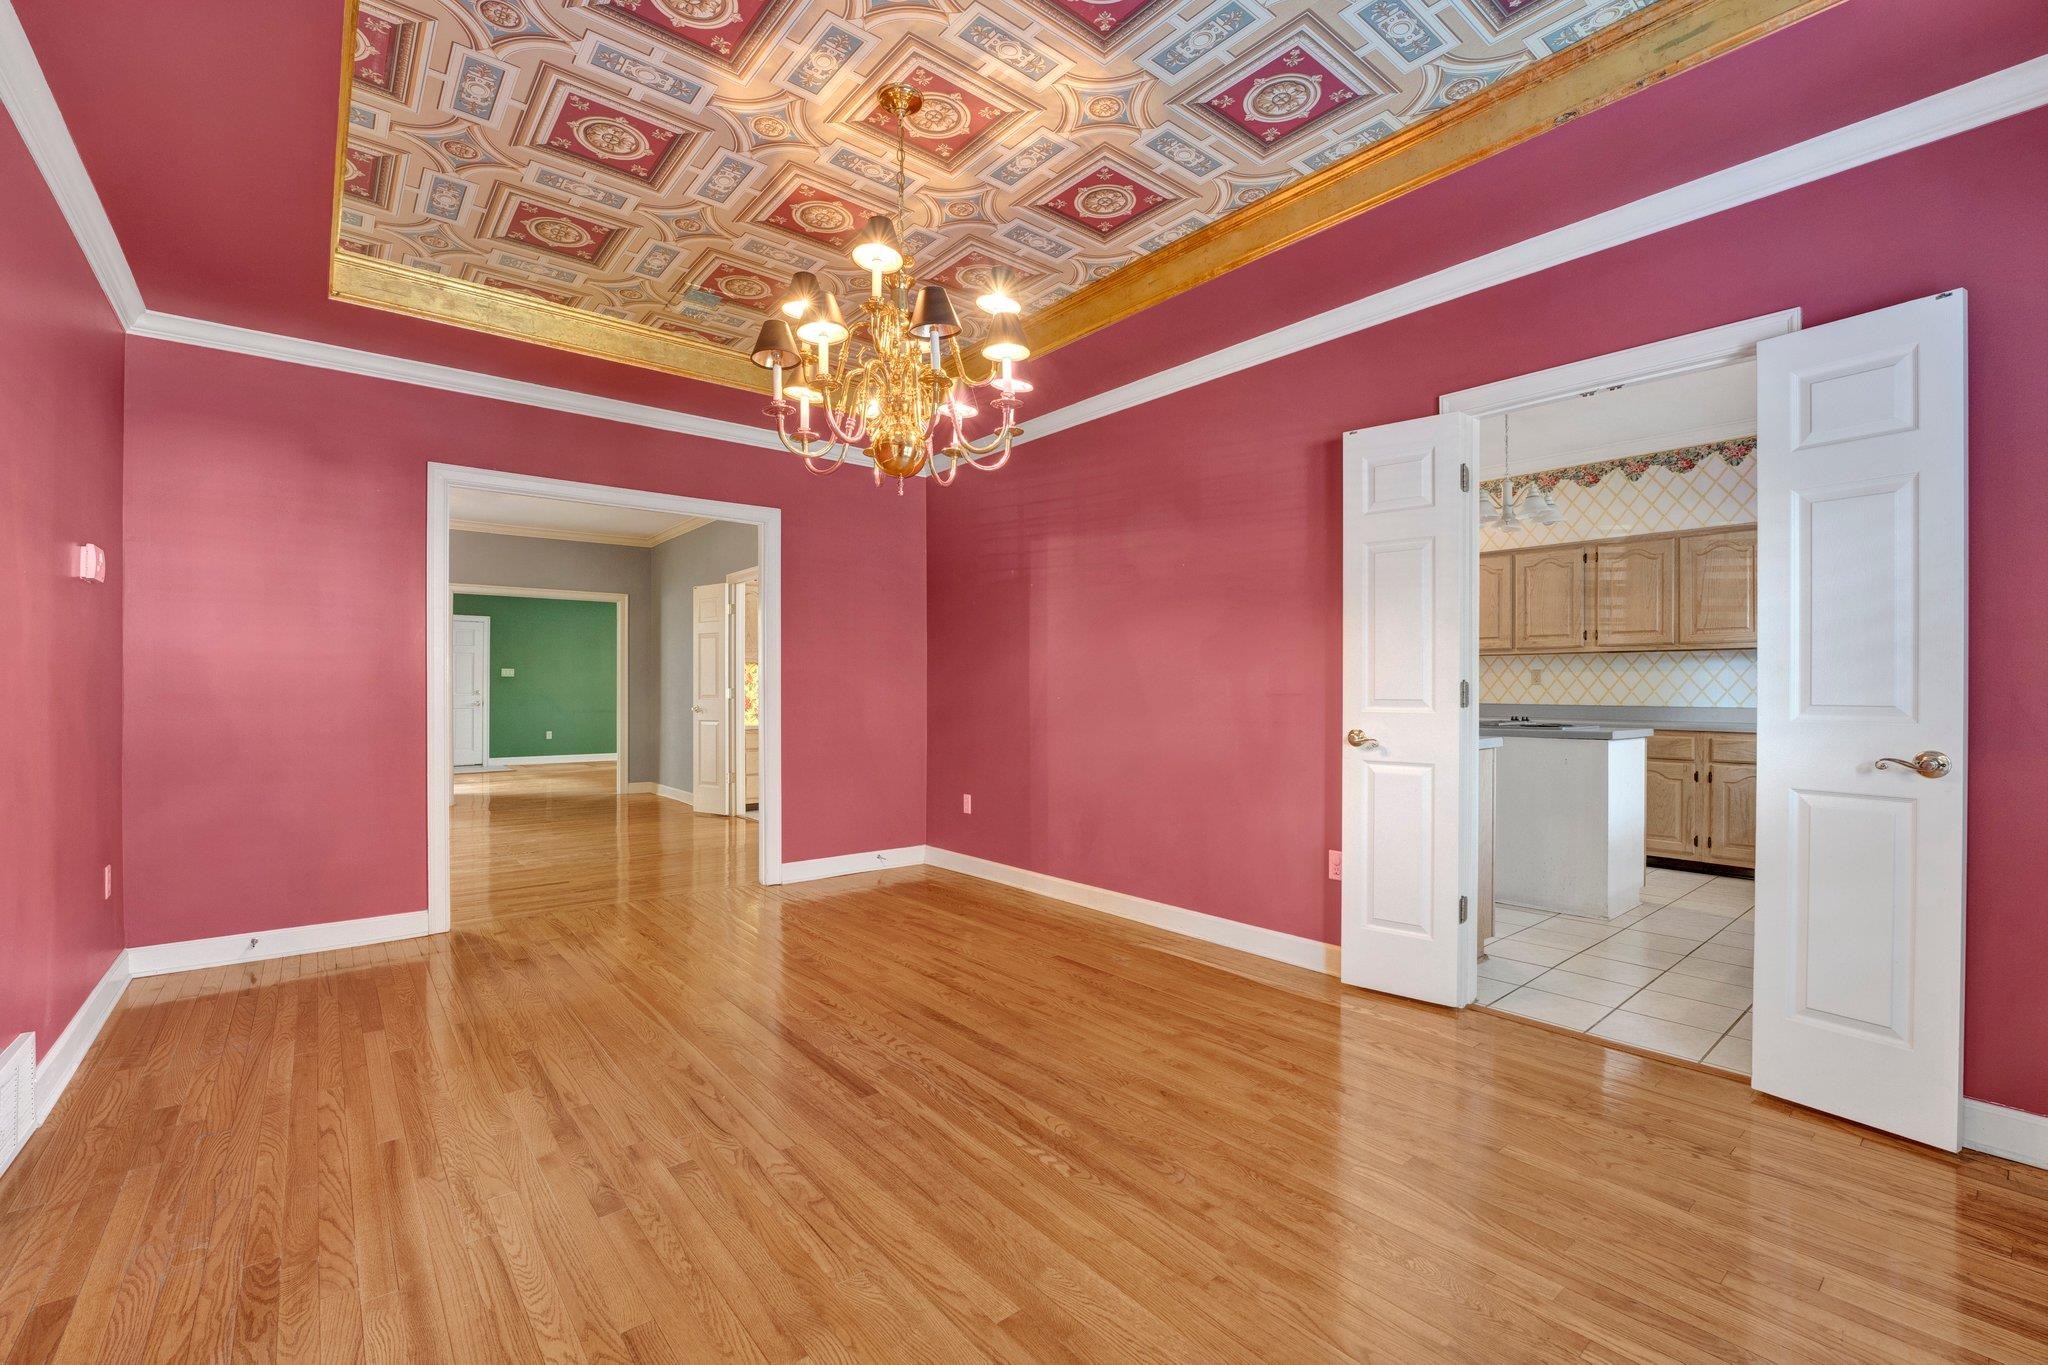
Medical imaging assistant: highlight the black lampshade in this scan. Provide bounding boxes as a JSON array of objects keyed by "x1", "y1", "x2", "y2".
[
  {"x1": 908, "y1": 284, "x2": 961, "y2": 339},
  {"x1": 749, "y1": 317, "x2": 800, "y2": 369},
  {"x1": 779, "y1": 270, "x2": 821, "y2": 320}
]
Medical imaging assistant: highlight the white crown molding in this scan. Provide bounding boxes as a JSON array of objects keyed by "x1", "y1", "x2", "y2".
[
  {"x1": 127, "y1": 310, "x2": 789, "y2": 451},
  {"x1": 32, "y1": 951, "x2": 131, "y2": 1123},
  {"x1": 0, "y1": 0, "x2": 144, "y2": 327},
  {"x1": 649, "y1": 515, "x2": 715, "y2": 544},
  {"x1": 1024, "y1": 56, "x2": 2048, "y2": 444},
  {"x1": 448, "y1": 514, "x2": 713, "y2": 547}
]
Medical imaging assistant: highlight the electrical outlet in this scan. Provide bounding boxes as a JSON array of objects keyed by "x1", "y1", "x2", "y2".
[
  {"x1": 962, "y1": 793, "x2": 972, "y2": 814},
  {"x1": 1327, "y1": 850, "x2": 1341, "y2": 881},
  {"x1": 545, "y1": 730, "x2": 553, "y2": 739},
  {"x1": 103, "y1": 865, "x2": 113, "y2": 900}
]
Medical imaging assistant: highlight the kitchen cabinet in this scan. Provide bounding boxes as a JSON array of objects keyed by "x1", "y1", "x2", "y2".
[
  {"x1": 1677, "y1": 528, "x2": 1758, "y2": 647},
  {"x1": 1592, "y1": 536, "x2": 1678, "y2": 649},
  {"x1": 1511, "y1": 546, "x2": 1586, "y2": 651},
  {"x1": 1481, "y1": 525, "x2": 1756, "y2": 655},
  {"x1": 1643, "y1": 730, "x2": 1755, "y2": 869},
  {"x1": 1644, "y1": 756, "x2": 1698, "y2": 859},
  {"x1": 1478, "y1": 554, "x2": 1514, "y2": 654}
]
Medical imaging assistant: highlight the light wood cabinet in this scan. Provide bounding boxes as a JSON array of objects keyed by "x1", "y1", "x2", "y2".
[
  {"x1": 1592, "y1": 537, "x2": 1678, "y2": 649},
  {"x1": 1644, "y1": 757, "x2": 1698, "y2": 859},
  {"x1": 1511, "y1": 546, "x2": 1586, "y2": 651},
  {"x1": 1478, "y1": 554, "x2": 1514, "y2": 654},
  {"x1": 1481, "y1": 524, "x2": 1756, "y2": 655},
  {"x1": 1643, "y1": 730, "x2": 1755, "y2": 869},
  {"x1": 1677, "y1": 528, "x2": 1758, "y2": 647}
]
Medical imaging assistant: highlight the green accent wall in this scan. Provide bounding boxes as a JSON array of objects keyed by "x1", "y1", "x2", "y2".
[{"x1": 453, "y1": 595, "x2": 617, "y2": 758}]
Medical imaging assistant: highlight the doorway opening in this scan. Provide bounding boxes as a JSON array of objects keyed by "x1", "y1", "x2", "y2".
[
  {"x1": 426, "y1": 465, "x2": 785, "y2": 932},
  {"x1": 1343, "y1": 295, "x2": 1969, "y2": 1151},
  {"x1": 1464, "y1": 358, "x2": 1762, "y2": 1075}
]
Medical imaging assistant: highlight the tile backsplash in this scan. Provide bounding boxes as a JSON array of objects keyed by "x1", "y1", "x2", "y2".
[
  {"x1": 1483, "y1": 436, "x2": 1758, "y2": 709},
  {"x1": 1482, "y1": 650, "x2": 1758, "y2": 708}
]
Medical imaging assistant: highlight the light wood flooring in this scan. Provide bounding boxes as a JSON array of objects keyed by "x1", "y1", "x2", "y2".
[{"x1": 2, "y1": 762, "x2": 2045, "y2": 1361}]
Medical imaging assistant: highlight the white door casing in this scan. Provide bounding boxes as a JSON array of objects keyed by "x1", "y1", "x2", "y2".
[
  {"x1": 1754, "y1": 291, "x2": 1968, "y2": 1150},
  {"x1": 451, "y1": 615, "x2": 490, "y2": 769},
  {"x1": 692, "y1": 582, "x2": 730, "y2": 814},
  {"x1": 1341, "y1": 413, "x2": 1480, "y2": 1006}
]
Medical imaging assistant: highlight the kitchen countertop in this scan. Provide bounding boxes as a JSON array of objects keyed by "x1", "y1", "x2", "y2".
[
  {"x1": 1480, "y1": 721, "x2": 1653, "y2": 742},
  {"x1": 1478, "y1": 735, "x2": 1503, "y2": 750},
  {"x1": 1480, "y1": 705, "x2": 1755, "y2": 734}
]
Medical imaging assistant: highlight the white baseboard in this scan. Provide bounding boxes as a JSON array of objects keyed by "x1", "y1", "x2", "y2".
[
  {"x1": 654, "y1": 784, "x2": 694, "y2": 805},
  {"x1": 126, "y1": 909, "x2": 434, "y2": 979},
  {"x1": 30, "y1": 952, "x2": 131, "y2": 1122},
  {"x1": 779, "y1": 845, "x2": 927, "y2": 884},
  {"x1": 1963, "y1": 1100, "x2": 2048, "y2": 1170},
  {"x1": 492, "y1": 752, "x2": 618, "y2": 766},
  {"x1": 925, "y1": 847, "x2": 1341, "y2": 975}
]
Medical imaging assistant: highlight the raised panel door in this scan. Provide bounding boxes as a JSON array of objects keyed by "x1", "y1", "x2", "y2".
[
  {"x1": 1593, "y1": 537, "x2": 1679, "y2": 649},
  {"x1": 1645, "y1": 756, "x2": 1698, "y2": 859},
  {"x1": 1478, "y1": 554, "x2": 1513, "y2": 654},
  {"x1": 1707, "y1": 764, "x2": 1756, "y2": 866},
  {"x1": 1511, "y1": 547, "x2": 1585, "y2": 651},
  {"x1": 1679, "y1": 528, "x2": 1758, "y2": 647}
]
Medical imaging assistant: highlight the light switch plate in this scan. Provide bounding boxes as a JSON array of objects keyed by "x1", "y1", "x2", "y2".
[
  {"x1": 1327, "y1": 851, "x2": 1341, "y2": 880},
  {"x1": 500, "y1": 667, "x2": 515, "y2": 676}
]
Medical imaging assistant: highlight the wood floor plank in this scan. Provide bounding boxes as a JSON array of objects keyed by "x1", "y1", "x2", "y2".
[{"x1": 2, "y1": 760, "x2": 2044, "y2": 1362}]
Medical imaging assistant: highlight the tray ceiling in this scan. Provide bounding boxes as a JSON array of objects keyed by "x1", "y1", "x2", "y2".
[{"x1": 332, "y1": 0, "x2": 1713, "y2": 386}]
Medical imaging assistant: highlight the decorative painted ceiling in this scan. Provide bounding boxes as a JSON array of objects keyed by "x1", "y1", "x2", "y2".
[{"x1": 336, "y1": 0, "x2": 1675, "y2": 385}]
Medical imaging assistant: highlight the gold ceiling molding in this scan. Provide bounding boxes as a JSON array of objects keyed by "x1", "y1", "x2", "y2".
[
  {"x1": 1029, "y1": 0, "x2": 1846, "y2": 350},
  {"x1": 332, "y1": 254, "x2": 765, "y2": 389},
  {"x1": 328, "y1": 0, "x2": 1844, "y2": 392}
]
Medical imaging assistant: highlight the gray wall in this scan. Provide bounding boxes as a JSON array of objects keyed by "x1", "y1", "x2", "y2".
[
  {"x1": 450, "y1": 531, "x2": 660, "y2": 783},
  {"x1": 653, "y1": 521, "x2": 761, "y2": 793}
]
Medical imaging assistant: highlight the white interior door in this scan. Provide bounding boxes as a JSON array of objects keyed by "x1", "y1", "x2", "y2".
[
  {"x1": 1754, "y1": 291, "x2": 1968, "y2": 1150},
  {"x1": 1341, "y1": 413, "x2": 1479, "y2": 1006},
  {"x1": 691, "y1": 583, "x2": 730, "y2": 813},
  {"x1": 451, "y1": 615, "x2": 489, "y2": 769}
]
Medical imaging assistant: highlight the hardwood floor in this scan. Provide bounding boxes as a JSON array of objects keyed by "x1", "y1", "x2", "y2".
[{"x1": 3, "y1": 766, "x2": 2045, "y2": 1362}]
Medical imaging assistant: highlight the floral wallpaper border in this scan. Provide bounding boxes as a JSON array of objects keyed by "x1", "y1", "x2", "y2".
[{"x1": 1481, "y1": 436, "x2": 1756, "y2": 497}]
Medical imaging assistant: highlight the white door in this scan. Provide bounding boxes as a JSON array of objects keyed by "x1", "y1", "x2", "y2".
[
  {"x1": 1341, "y1": 413, "x2": 1479, "y2": 1006},
  {"x1": 691, "y1": 583, "x2": 730, "y2": 813},
  {"x1": 1754, "y1": 291, "x2": 1968, "y2": 1150},
  {"x1": 451, "y1": 615, "x2": 490, "y2": 769}
]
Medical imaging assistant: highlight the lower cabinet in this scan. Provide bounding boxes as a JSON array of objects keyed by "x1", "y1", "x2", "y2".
[{"x1": 1644, "y1": 730, "x2": 1755, "y2": 869}]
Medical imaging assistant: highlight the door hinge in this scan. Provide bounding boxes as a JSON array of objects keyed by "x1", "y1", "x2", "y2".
[
  {"x1": 1460, "y1": 679, "x2": 1470, "y2": 708},
  {"x1": 1458, "y1": 895, "x2": 1469, "y2": 924},
  {"x1": 1459, "y1": 463, "x2": 1470, "y2": 493}
]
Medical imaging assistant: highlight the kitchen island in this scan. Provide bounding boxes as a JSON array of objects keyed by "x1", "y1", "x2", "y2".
[{"x1": 1481, "y1": 721, "x2": 1652, "y2": 919}]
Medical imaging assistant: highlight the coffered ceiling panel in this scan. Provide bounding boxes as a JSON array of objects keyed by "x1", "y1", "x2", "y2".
[{"x1": 332, "y1": 0, "x2": 1710, "y2": 383}]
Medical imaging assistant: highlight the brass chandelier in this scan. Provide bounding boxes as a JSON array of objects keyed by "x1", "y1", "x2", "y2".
[{"x1": 745, "y1": 83, "x2": 1029, "y2": 488}]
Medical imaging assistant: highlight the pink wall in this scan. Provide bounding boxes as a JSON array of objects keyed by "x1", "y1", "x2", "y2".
[
  {"x1": 121, "y1": 340, "x2": 925, "y2": 948},
  {"x1": 928, "y1": 110, "x2": 2048, "y2": 1116},
  {"x1": 0, "y1": 110, "x2": 126, "y2": 1050}
]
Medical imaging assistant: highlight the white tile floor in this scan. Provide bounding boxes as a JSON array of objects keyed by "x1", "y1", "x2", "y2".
[{"x1": 1479, "y1": 868, "x2": 1754, "y2": 1073}]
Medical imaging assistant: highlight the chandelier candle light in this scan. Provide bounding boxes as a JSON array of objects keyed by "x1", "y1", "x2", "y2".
[{"x1": 745, "y1": 83, "x2": 1029, "y2": 489}]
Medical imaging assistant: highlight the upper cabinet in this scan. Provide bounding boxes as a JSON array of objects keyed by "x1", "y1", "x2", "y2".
[
  {"x1": 1478, "y1": 554, "x2": 1514, "y2": 654},
  {"x1": 1511, "y1": 546, "x2": 1586, "y2": 651},
  {"x1": 1677, "y1": 528, "x2": 1759, "y2": 648},
  {"x1": 1482, "y1": 524, "x2": 1756, "y2": 655},
  {"x1": 1592, "y1": 537, "x2": 1679, "y2": 649}
]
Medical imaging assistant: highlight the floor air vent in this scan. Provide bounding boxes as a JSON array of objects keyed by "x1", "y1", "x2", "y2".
[{"x1": 0, "y1": 1033, "x2": 33, "y2": 1176}]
